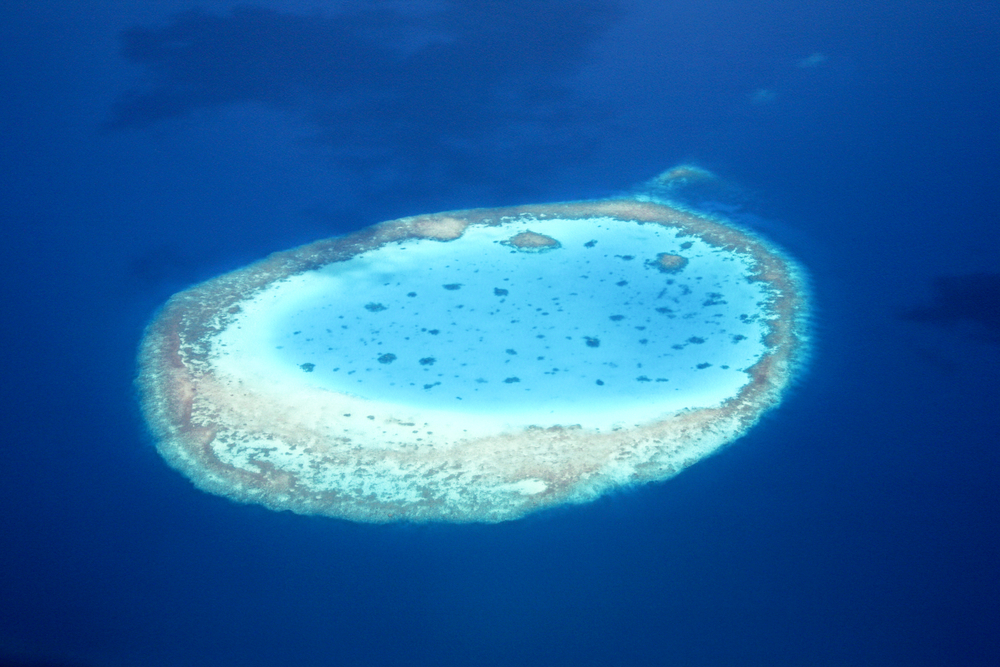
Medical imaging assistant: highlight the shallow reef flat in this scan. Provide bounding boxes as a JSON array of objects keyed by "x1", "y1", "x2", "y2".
[{"x1": 137, "y1": 168, "x2": 810, "y2": 522}]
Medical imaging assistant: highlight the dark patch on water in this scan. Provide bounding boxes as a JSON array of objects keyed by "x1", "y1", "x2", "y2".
[
  {"x1": 903, "y1": 273, "x2": 1000, "y2": 343},
  {"x1": 106, "y1": 3, "x2": 617, "y2": 201},
  {"x1": 703, "y1": 293, "x2": 727, "y2": 306}
]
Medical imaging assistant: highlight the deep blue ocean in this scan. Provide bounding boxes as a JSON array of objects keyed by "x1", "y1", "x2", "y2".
[{"x1": 2, "y1": 1, "x2": 998, "y2": 665}]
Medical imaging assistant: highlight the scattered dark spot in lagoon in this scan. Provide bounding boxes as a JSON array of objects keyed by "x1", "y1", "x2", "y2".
[{"x1": 703, "y1": 293, "x2": 727, "y2": 306}]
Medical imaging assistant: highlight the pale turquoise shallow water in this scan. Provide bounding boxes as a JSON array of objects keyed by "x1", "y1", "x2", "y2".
[{"x1": 247, "y1": 217, "x2": 770, "y2": 417}]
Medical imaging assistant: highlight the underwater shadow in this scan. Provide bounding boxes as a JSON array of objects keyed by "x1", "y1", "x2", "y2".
[
  {"x1": 106, "y1": 1, "x2": 619, "y2": 196},
  {"x1": 902, "y1": 272, "x2": 1000, "y2": 344}
]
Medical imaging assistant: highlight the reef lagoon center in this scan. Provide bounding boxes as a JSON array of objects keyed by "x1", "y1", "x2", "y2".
[{"x1": 137, "y1": 168, "x2": 810, "y2": 522}]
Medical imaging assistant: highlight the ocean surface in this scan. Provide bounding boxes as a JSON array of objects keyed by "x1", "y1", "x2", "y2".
[{"x1": 2, "y1": 1, "x2": 998, "y2": 665}]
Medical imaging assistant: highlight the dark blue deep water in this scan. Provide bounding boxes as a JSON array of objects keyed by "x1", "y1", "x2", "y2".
[{"x1": 2, "y1": 1, "x2": 998, "y2": 665}]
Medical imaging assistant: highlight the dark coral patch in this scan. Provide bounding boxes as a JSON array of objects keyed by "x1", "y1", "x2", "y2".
[{"x1": 703, "y1": 293, "x2": 727, "y2": 306}]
